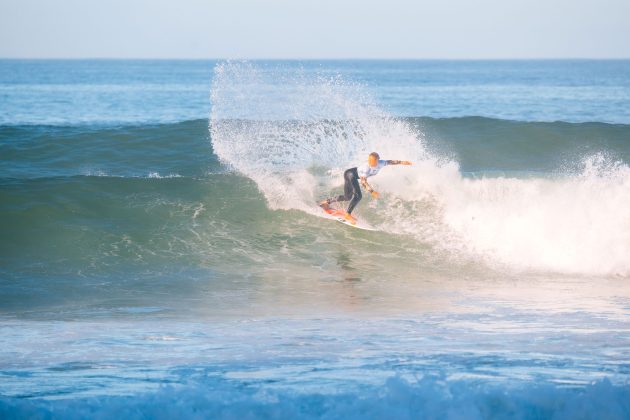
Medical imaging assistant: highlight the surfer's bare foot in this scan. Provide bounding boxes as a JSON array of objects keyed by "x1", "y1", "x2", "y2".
[
  {"x1": 344, "y1": 213, "x2": 357, "y2": 224},
  {"x1": 319, "y1": 199, "x2": 330, "y2": 209}
]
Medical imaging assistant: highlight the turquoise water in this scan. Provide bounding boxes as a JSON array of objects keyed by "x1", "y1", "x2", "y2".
[{"x1": 1, "y1": 60, "x2": 629, "y2": 418}]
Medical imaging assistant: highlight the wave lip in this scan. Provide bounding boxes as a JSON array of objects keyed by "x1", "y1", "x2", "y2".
[
  {"x1": 3, "y1": 116, "x2": 630, "y2": 179},
  {"x1": 0, "y1": 119, "x2": 218, "y2": 179}
]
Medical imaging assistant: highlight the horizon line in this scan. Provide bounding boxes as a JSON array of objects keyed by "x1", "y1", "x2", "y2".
[{"x1": 2, "y1": 56, "x2": 630, "y2": 61}]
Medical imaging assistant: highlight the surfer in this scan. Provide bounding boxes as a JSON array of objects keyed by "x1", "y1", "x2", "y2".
[{"x1": 319, "y1": 152, "x2": 412, "y2": 224}]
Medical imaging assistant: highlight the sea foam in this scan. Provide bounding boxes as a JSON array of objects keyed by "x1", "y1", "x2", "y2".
[{"x1": 2, "y1": 376, "x2": 628, "y2": 420}]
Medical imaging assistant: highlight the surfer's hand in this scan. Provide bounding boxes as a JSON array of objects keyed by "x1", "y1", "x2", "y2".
[
  {"x1": 401, "y1": 161, "x2": 412, "y2": 165},
  {"x1": 371, "y1": 191, "x2": 379, "y2": 199}
]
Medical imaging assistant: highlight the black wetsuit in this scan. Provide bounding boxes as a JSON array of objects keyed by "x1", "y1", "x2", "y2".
[{"x1": 329, "y1": 167, "x2": 362, "y2": 214}]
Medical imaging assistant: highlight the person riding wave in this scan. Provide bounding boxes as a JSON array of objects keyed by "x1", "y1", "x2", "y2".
[{"x1": 319, "y1": 152, "x2": 412, "y2": 224}]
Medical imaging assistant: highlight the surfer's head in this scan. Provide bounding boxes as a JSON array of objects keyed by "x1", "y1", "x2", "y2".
[{"x1": 368, "y1": 152, "x2": 380, "y2": 167}]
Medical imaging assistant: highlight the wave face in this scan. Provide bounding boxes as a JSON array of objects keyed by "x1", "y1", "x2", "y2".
[
  {"x1": 210, "y1": 62, "x2": 630, "y2": 276},
  {"x1": 1, "y1": 121, "x2": 629, "y2": 298},
  {"x1": 1, "y1": 118, "x2": 629, "y2": 317}
]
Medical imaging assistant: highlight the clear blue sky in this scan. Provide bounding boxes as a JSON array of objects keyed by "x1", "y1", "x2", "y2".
[{"x1": 1, "y1": 0, "x2": 629, "y2": 59}]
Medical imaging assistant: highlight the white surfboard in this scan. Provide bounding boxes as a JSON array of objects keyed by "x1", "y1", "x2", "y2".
[{"x1": 319, "y1": 206, "x2": 377, "y2": 231}]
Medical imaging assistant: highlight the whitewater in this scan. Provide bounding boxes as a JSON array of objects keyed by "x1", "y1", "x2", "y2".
[
  {"x1": 1, "y1": 59, "x2": 629, "y2": 419},
  {"x1": 210, "y1": 61, "x2": 630, "y2": 276}
]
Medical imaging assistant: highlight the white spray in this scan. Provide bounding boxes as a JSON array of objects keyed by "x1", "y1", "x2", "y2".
[{"x1": 210, "y1": 61, "x2": 630, "y2": 277}]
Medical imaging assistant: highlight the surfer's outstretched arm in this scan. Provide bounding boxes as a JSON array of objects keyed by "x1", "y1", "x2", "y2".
[{"x1": 386, "y1": 160, "x2": 412, "y2": 165}]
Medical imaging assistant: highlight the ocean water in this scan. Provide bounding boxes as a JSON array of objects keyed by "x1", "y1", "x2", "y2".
[{"x1": 1, "y1": 59, "x2": 629, "y2": 418}]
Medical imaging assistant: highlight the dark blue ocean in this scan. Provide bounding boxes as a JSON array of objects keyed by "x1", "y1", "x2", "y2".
[{"x1": 1, "y1": 60, "x2": 629, "y2": 418}]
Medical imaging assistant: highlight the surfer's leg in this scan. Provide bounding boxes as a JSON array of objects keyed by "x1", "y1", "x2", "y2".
[
  {"x1": 327, "y1": 169, "x2": 355, "y2": 204},
  {"x1": 321, "y1": 195, "x2": 343, "y2": 208},
  {"x1": 346, "y1": 174, "x2": 362, "y2": 214},
  {"x1": 326, "y1": 192, "x2": 347, "y2": 204},
  {"x1": 323, "y1": 168, "x2": 358, "y2": 207},
  {"x1": 342, "y1": 170, "x2": 354, "y2": 200}
]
